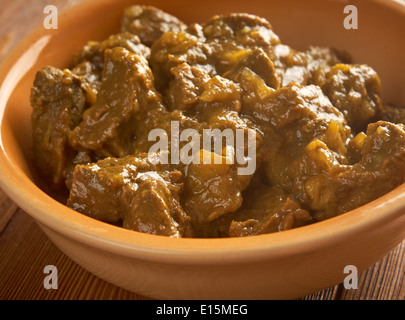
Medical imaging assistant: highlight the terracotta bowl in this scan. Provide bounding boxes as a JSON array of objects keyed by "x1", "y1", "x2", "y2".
[{"x1": 1, "y1": 0, "x2": 405, "y2": 300}]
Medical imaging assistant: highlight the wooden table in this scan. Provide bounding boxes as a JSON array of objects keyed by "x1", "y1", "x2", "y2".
[{"x1": 0, "y1": 0, "x2": 404, "y2": 300}]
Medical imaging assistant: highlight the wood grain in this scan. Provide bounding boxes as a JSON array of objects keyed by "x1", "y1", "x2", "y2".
[{"x1": 0, "y1": 0, "x2": 404, "y2": 301}]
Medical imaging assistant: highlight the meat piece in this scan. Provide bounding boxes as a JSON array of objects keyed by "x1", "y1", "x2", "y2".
[
  {"x1": 149, "y1": 30, "x2": 214, "y2": 92},
  {"x1": 305, "y1": 46, "x2": 351, "y2": 87},
  {"x1": 202, "y1": 13, "x2": 281, "y2": 75},
  {"x1": 70, "y1": 47, "x2": 166, "y2": 159},
  {"x1": 165, "y1": 60, "x2": 243, "y2": 120},
  {"x1": 150, "y1": 13, "x2": 281, "y2": 91},
  {"x1": 182, "y1": 149, "x2": 252, "y2": 227},
  {"x1": 165, "y1": 62, "x2": 211, "y2": 111},
  {"x1": 227, "y1": 67, "x2": 350, "y2": 162},
  {"x1": 217, "y1": 183, "x2": 313, "y2": 237},
  {"x1": 258, "y1": 84, "x2": 351, "y2": 192},
  {"x1": 74, "y1": 32, "x2": 151, "y2": 70},
  {"x1": 31, "y1": 66, "x2": 88, "y2": 187},
  {"x1": 203, "y1": 13, "x2": 276, "y2": 41},
  {"x1": 224, "y1": 48, "x2": 282, "y2": 129},
  {"x1": 306, "y1": 121, "x2": 405, "y2": 220},
  {"x1": 196, "y1": 74, "x2": 242, "y2": 122},
  {"x1": 379, "y1": 103, "x2": 405, "y2": 124},
  {"x1": 164, "y1": 61, "x2": 261, "y2": 165},
  {"x1": 121, "y1": 5, "x2": 186, "y2": 47},
  {"x1": 224, "y1": 48, "x2": 279, "y2": 90},
  {"x1": 322, "y1": 64, "x2": 383, "y2": 133},
  {"x1": 271, "y1": 44, "x2": 310, "y2": 87},
  {"x1": 67, "y1": 154, "x2": 193, "y2": 237},
  {"x1": 72, "y1": 32, "x2": 151, "y2": 99}
]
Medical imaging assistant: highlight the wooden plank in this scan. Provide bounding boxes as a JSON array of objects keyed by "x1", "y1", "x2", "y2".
[
  {"x1": 0, "y1": 208, "x2": 143, "y2": 300},
  {"x1": 299, "y1": 285, "x2": 341, "y2": 300},
  {"x1": 338, "y1": 241, "x2": 405, "y2": 300},
  {"x1": 0, "y1": 190, "x2": 18, "y2": 232}
]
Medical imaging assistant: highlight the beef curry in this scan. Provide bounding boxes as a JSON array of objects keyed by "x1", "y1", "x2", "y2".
[{"x1": 31, "y1": 5, "x2": 405, "y2": 238}]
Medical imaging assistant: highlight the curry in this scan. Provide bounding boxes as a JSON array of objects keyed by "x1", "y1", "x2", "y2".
[{"x1": 31, "y1": 5, "x2": 405, "y2": 238}]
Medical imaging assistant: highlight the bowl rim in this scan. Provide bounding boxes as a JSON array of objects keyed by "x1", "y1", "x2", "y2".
[{"x1": 0, "y1": 0, "x2": 405, "y2": 266}]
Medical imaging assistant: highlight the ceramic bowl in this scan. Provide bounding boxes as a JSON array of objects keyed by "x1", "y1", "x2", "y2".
[{"x1": 0, "y1": 0, "x2": 404, "y2": 300}]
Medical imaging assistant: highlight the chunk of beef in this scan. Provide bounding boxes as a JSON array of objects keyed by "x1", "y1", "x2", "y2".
[
  {"x1": 202, "y1": 13, "x2": 281, "y2": 75},
  {"x1": 258, "y1": 84, "x2": 351, "y2": 193},
  {"x1": 322, "y1": 64, "x2": 383, "y2": 133},
  {"x1": 121, "y1": 5, "x2": 186, "y2": 47},
  {"x1": 224, "y1": 48, "x2": 279, "y2": 90},
  {"x1": 182, "y1": 149, "x2": 252, "y2": 227},
  {"x1": 149, "y1": 31, "x2": 214, "y2": 92},
  {"x1": 305, "y1": 121, "x2": 405, "y2": 220},
  {"x1": 165, "y1": 62, "x2": 211, "y2": 111},
  {"x1": 271, "y1": 44, "x2": 310, "y2": 86},
  {"x1": 70, "y1": 47, "x2": 166, "y2": 159},
  {"x1": 149, "y1": 13, "x2": 281, "y2": 92},
  {"x1": 67, "y1": 154, "x2": 193, "y2": 237},
  {"x1": 217, "y1": 182, "x2": 313, "y2": 237},
  {"x1": 379, "y1": 103, "x2": 405, "y2": 124},
  {"x1": 72, "y1": 32, "x2": 151, "y2": 99},
  {"x1": 31, "y1": 67, "x2": 88, "y2": 187},
  {"x1": 305, "y1": 46, "x2": 351, "y2": 87}
]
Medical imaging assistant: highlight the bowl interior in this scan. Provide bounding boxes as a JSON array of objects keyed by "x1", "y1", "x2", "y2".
[{"x1": 0, "y1": 0, "x2": 405, "y2": 260}]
